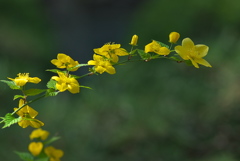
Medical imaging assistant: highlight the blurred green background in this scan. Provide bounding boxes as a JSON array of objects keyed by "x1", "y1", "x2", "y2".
[{"x1": 1, "y1": 0, "x2": 240, "y2": 160}]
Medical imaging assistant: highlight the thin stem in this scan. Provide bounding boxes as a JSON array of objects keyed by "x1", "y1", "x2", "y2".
[{"x1": 11, "y1": 94, "x2": 46, "y2": 115}]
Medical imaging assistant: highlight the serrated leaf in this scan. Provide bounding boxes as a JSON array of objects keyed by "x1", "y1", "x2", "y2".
[
  {"x1": 14, "y1": 151, "x2": 34, "y2": 161},
  {"x1": 155, "y1": 40, "x2": 170, "y2": 49},
  {"x1": 68, "y1": 64, "x2": 89, "y2": 71},
  {"x1": 45, "y1": 89, "x2": 59, "y2": 97},
  {"x1": 80, "y1": 85, "x2": 92, "y2": 90},
  {"x1": 2, "y1": 113, "x2": 21, "y2": 128},
  {"x1": 0, "y1": 80, "x2": 21, "y2": 90},
  {"x1": 24, "y1": 89, "x2": 46, "y2": 96},
  {"x1": 44, "y1": 136, "x2": 61, "y2": 145},
  {"x1": 14, "y1": 95, "x2": 25, "y2": 100},
  {"x1": 137, "y1": 49, "x2": 151, "y2": 60},
  {"x1": 129, "y1": 49, "x2": 137, "y2": 56},
  {"x1": 46, "y1": 69, "x2": 62, "y2": 73},
  {"x1": 46, "y1": 79, "x2": 57, "y2": 89}
]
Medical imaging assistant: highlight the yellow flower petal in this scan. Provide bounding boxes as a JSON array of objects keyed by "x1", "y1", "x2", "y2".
[{"x1": 29, "y1": 142, "x2": 43, "y2": 156}]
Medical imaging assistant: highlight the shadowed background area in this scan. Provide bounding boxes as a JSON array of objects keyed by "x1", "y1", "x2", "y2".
[{"x1": 1, "y1": 0, "x2": 240, "y2": 160}]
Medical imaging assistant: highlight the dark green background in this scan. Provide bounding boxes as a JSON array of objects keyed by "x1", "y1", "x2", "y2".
[{"x1": 1, "y1": 0, "x2": 240, "y2": 160}]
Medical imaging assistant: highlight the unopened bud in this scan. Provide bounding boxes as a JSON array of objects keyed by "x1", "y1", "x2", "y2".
[
  {"x1": 129, "y1": 35, "x2": 138, "y2": 46},
  {"x1": 169, "y1": 32, "x2": 180, "y2": 43}
]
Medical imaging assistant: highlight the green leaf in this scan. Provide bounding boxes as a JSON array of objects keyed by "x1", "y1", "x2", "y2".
[
  {"x1": 44, "y1": 136, "x2": 61, "y2": 145},
  {"x1": 0, "y1": 80, "x2": 21, "y2": 90},
  {"x1": 137, "y1": 49, "x2": 151, "y2": 60},
  {"x1": 2, "y1": 113, "x2": 21, "y2": 128},
  {"x1": 13, "y1": 95, "x2": 25, "y2": 100},
  {"x1": 68, "y1": 64, "x2": 89, "y2": 71},
  {"x1": 46, "y1": 69, "x2": 62, "y2": 73},
  {"x1": 184, "y1": 60, "x2": 193, "y2": 66},
  {"x1": 46, "y1": 79, "x2": 57, "y2": 89},
  {"x1": 155, "y1": 40, "x2": 170, "y2": 49},
  {"x1": 45, "y1": 89, "x2": 59, "y2": 97},
  {"x1": 14, "y1": 151, "x2": 34, "y2": 161},
  {"x1": 24, "y1": 89, "x2": 46, "y2": 96},
  {"x1": 80, "y1": 85, "x2": 93, "y2": 90},
  {"x1": 129, "y1": 49, "x2": 137, "y2": 56}
]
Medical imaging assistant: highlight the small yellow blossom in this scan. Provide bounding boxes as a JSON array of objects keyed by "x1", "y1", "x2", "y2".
[
  {"x1": 30, "y1": 128, "x2": 49, "y2": 140},
  {"x1": 88, "y1": 54, "x2": 116, "y2": 74},
  {"x1": 93, "y1": 43, "x2": 128, "y2": 63},
  {"x1": 51, "y1": 72, "x2": 80, "y2": 94},
  {"x1": 129, "y1": 35, "x2": 138, "y2": 46},
  {"x1": 51, "y1": 53, "x2": 80, "y2": 71},
  {"x1": 145, "y1": 40, "x2": 170, "y2": 55},
  {"x1": 14, "y1": 99, "x2": 44, "y2": 128},
  {"x1": 175, "y1": 38, "x2": 212, "y2": 68},
  {"x1": 8, "y1": 73, "x2": 41, "y2": 86},
  {"x1": 28, "y1": 142, "x2": 43, "y2": 156},
  {"x1": 44, "y1": 146, "x2": 64, "y2": 161},
  {"x1": 169, "y1": 32, "x2": 180, "y2": 43}
]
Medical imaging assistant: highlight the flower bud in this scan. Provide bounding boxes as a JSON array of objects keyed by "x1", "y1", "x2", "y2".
[
  {"x1": 169, "y1": 32, "x2": 180, "y2": 43},
  {"x1": 129, "y1": 35, "x2": 138, "y2": 46}
]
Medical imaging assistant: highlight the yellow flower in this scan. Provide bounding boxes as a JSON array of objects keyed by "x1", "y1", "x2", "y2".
[
  {"x1": 44, "y1": 146, "x2": 64, "y2": 161},
  {"x1": 51, "y1": 53, "x2": 80, "y2": 71},
  {"x1": 175, "y1": 38, "x2": 212, "y2": 68},
  {"x1": 51, "y1": 72, "x2": 80, "y2": 94},
  {"x1": 129, "y1": 35, "x2": 138, "y2": 46},
  {"x1": 145, "y1": 40, "x2": 170, "y2": 55},
  {"x1": 93, "y1": 43, "x2": 128, "y2": 63},
  {"x1": 169, "y1": 32, "x2": 180, "y2": 43},
  {"x1": 28, "y1": 142, "x2": 43, "y2": 156},
  {"x1": 88, "y1": 54, "x2": 116, "y2": 74},
  {"x1": 8, "y1": 73, "x2": 41, "y2": 86},
  {"x1": 14, "y1": 99, "x2": 44, "y2": 128},
  {"x1": 30, "y1": 128, "x2": 49, "y2": 140}
]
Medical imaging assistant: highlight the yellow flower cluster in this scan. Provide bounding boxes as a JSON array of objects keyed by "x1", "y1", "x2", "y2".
[
  {"x1": 51, "y1": 54, "x2": 80, "y2": 94},
  {"x1": 28, "y1": 128, "x2": 64, "y2": 160}
]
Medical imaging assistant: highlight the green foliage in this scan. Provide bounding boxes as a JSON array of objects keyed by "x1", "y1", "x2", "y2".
[
  {"x1": 46, "y1": 69, "x2": 62, "y2": 74},
  {"x1": 13, "y1": 95, "x2": 25, "y2": 100},
  {"x1": 80, "y1": 85, "x2": 93, "y2": 90},
  {"x1": 44, "y1": 136, "x2": 61, "y2": 145},
  {"x1": 14, "y1": 151, "x2": 34, "y2": 161},
  {"x1": 0, "y1": 80, "x2": 20, "y2": 90},
  {"x1": 155, "y1": 40, "x2": 170, "y2": 49},
  {"x1": 137, "y1": 49, "x2": 151, "y2": 60},
  {"x1": 68, "y1": 63, "x2": 89, "y2": 71},
  {"x1": 45, "y1": 89, "x2": 59, "y2": 97},
  {"x1": 46, "y1": 79, "x2": 56, "y2": 89},
  {"x1": 1, "y1": 113, "x2": 21, "y2": 128},
  {"x1": 24, "y1": 89, "x2": 46, "y2": 96}
]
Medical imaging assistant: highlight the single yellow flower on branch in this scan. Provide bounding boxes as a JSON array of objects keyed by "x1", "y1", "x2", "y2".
[
  {"x1": 30, "y1": 128, "x2": 50, "y2": 140},
  {"x1": 169, "y1": 32, "x2": 180, "y2": 44},
  {"x1": 51, "y1": 53, "x2": 80, "y2": 71},
  {"x1": 44, "y1": 146, "x2": 64, "y2": 161},
  {"x1": 51, "y1": 72, "x2": 80, "y2": 94},
  {"x1": 14, "y1": 99, "x2": 44, "y2": 128},
  {"x1": 129, "y1": 34, "x2": 138, "y2": 46},
  {"x1": 93, "y1": 43, "x2": 128, "y2": 63},
  {"x1": 88, "y1": 54, "x2": 116, "y2": 74},
  {"x1": 175, "y1": 38, "x2": 212, "y2": 68},
  {"x1": 145, "y1": 40, "x2": 170, "y2": 55},
  {"x1": 8, "y1": 73, "x2": 41, "y2": 86},
  {"x1": 28, "y1": 142, "x2": 43, "y2": 156}
]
